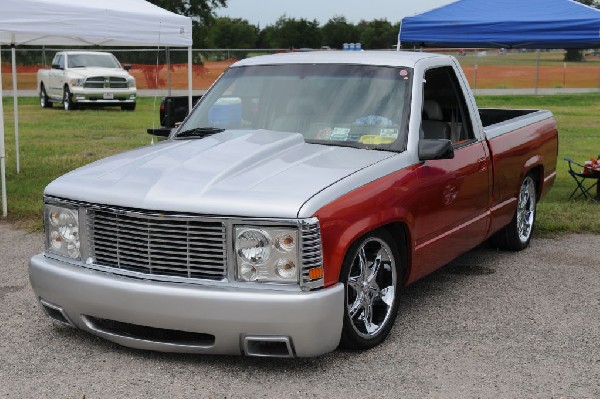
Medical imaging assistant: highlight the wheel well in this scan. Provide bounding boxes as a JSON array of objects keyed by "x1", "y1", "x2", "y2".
[
  {"x1": 528, "y1": 165, "x2": 543, "y2": 199},
  {"x1": 380, "y1": 222, "x2": 411, "y2": 284}
]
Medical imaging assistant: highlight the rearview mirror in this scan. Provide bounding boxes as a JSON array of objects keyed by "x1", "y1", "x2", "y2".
[
  {"x1": 123, "y1": 64, "x2": 132, "y2": 71},
  {"x1": 418, "y1": 139, "x2": 454, "y2": 161}
]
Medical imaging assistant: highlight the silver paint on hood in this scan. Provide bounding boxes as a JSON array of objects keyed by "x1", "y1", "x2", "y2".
[{"x1": 45, "y1": 130, "x2": 394, "y2": 218}]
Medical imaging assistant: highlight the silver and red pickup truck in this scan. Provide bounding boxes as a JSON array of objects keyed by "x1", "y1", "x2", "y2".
[{"x1": 29, "y1": 51, "x2": 558, "y2": 357}]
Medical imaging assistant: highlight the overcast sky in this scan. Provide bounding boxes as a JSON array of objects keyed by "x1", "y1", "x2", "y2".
[{"x1": 216, "y1": 0, "x2": 456, "y2": 26}]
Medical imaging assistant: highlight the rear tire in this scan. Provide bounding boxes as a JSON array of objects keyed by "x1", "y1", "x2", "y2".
[
  {"x1": 491, "y1": 173, "x2": 537, "y2": 251},
  {"x1": 40, "y1": 84, "x2": 52, "y2": 108},
  {"x1": 339, "y1": 229, "x2": 403, "y2": 350}
]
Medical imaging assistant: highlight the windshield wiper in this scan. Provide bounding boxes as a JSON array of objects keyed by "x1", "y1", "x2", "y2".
[{"x1": 176, "y1": 127, "x2": 225, "y2": 139}]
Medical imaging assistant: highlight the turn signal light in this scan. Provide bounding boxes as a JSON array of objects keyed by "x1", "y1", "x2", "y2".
[{"x1": 308, "y1": 267, "x2": 324, "y2": 280}]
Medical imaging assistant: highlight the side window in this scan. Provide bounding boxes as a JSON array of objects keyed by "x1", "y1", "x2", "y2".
[
  {"x1": 54, "y1": 55, "x2": 65, "y2": 69},
  {"x1": 422, "y1": 66, "x2": 474, "y2": 145}
]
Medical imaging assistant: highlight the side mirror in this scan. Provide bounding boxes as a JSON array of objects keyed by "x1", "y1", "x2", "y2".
[
  {"x1": 123, "y1": 64, "x2": 132, "y2": 71},
  {"x1": 51, "y1": 64, "x2": 62, "y2": 70},
  {"x1": 418, "y1": 139, "x2": 455, "y2": 161}
]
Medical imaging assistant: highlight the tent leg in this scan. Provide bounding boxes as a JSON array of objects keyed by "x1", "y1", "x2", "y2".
[
  {"x1": 1, "y1": 46, "x2": 8, "y2": 217},
  {"x1": 166, "y1": 47, "x2": 171, "y2": 97},
  {"x1": 534, "y1": 49, "x2": 540, "y2": 95},
  {"x1": 11, "y1": 44, "x2": 20, "y2": 174},
  {"x1": 188, "y1": 46, "x2": 192, "y2": 114}
]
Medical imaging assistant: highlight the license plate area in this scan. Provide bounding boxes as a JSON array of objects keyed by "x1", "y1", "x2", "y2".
[{"x1": 103, "y1": 92, "x2": 114, "y2": 100}]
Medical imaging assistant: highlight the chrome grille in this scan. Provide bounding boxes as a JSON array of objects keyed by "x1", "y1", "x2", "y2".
[
  {"x1": 84, "y1": 76, "x2": 128, "y2": 89},
  {"x1": 89, "y1": 208, "x2": 227, "y2": 280},
  {"x1": 300, "y1": 219, "x2": 324, "y2": 290}
]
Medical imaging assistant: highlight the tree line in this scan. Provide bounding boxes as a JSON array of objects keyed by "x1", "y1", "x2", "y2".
[{"x1": 199, "y1": 15, "x2": 399, "y2": 50}]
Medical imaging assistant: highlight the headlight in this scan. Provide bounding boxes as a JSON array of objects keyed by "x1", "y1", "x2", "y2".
[
  {"x1": 69, "y1": 78, "x2": 85, "y2": 87},
  {"x1": 235, "y1": 227, "x2": 299, "y2": 284},
  {"x1": 127, "y1": 77, "x2": 136, "y2": 88},
  {"x1": 45, "y1": 204, "x2": 81, "y2": 260}
]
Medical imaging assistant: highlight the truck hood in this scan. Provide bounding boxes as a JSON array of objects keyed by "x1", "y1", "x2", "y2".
[
  {"x1": 69, "y1": 67, "x2": 131, "y2": 79},
  {"x1": 45, "y1": 130, "x2": 393, "y2": 218}
]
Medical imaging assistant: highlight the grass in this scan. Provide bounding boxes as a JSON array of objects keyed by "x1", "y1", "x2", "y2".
[
  {"x1": 1, "y1": 94, "x2": 600, "y2": 235},
  {"x1": 1, "y1": 96, "x2": 160, "y2": 230}
]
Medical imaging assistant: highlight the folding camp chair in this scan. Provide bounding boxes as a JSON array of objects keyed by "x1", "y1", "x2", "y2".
[{"x1": 564, "y1": 157, "x2": 600, "y2": 202}]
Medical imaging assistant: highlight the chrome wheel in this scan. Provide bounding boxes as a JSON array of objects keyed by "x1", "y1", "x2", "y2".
[
  {"x1": 63, "y1": 86, "x2": 76, "y2": 111},
  {"x1": 40, "y1": 85, "x2": 51, "y2": 108},
  {"x1": 491, "y1": 172, "x2": 538, "y2": 251},
  {"x1": 517, "y1": 176, "x2": 536, "y2": 244},
  {"x1": 346, "y1": 237, "x2": 397, "y2": 340}
]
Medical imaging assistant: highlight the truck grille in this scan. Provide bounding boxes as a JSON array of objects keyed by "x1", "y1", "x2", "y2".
[
  {"x1": 89, "y1": 208, "x2": 227, "y2": 280},
  {"x1": 300, "y1": 220, "x2": 324, "y2": 290},
  {"x1": 84, "y1": 76, "x2": 128, "y2": 89}
]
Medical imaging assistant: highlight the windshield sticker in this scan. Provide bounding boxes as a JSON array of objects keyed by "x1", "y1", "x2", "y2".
[
  {"x1": 315, "y1": 127, "x2": 332, "y2": 140},
  {"x1": 330, "y1": 127, "x2": 350, "y2": 141},
  {"x1": 380, "y1": 128, "x2": 399, "y2": 139}
]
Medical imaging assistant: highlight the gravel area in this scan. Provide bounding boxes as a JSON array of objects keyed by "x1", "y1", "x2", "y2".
[{"x1": 1, "y1": 221, "x2": 598, "y2": 398}]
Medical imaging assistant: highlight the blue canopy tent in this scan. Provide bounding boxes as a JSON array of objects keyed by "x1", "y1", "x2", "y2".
[{"x1": 399, "y1": 0, "x2": 600, "y2": 49}]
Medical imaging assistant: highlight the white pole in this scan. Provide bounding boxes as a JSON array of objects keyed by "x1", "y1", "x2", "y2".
[
  {"x1": 1, "y1": 45, "x2": 8, "y2": 217},
  {"x1": 188, "y1": 46, "x2": 192, "y2": 113},
  {"x1": 11, "y1": 44, "x2": 19, "y2": 173}
]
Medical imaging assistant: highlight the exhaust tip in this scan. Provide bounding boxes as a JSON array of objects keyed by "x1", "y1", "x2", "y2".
[
  {"x1": 39, "y1": 299, "x2": 74, "y2": 328},
  {"x1": 242, "y1": 336, "x2": 295, "y2": 358}
]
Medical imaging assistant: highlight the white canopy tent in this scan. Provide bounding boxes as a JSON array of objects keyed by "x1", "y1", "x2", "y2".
[{"x1": 0, "y1": 0, "x2": 193, "y2": 217}]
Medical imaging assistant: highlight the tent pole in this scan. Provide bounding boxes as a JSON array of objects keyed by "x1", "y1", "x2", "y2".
[
  {"x1": 166, "y1": 47, "x2": 171, "y2": 97},
  {"x1": 188, "y1": 46, "x2": 192, "y2": 114},
  {"x1": 11, "y1": 44, "x2": 19, "y2": 173},
  {"x1": 1, "y1": 45, "x2": 8, "y2": 217},
  {"x1": 534, "y1": 49, "x2": 540, "y2": 95}
]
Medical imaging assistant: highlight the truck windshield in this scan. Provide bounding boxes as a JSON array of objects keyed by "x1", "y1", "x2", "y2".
[
  {"x1": 68, "y1": 54, "x2": 121, "y2": 69},
  {"x1": 178, "y1": 64, "x2": 413, "y2": 151}
]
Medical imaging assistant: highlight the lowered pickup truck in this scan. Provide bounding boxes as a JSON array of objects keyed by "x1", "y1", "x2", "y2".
[
  {"x1": 37, "y1": 51, "x2": 136, "y2": 111},
  {"x1": 29, "y1": 51, "x2": 558, "y2": 358}
]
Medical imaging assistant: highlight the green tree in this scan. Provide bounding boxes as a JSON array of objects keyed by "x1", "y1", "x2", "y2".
[
  {"x1": 356, "y1": 19, "x2": 399, "y2": 50},
  {"x1": 205, "y1": 17, "x2": 258, "y2": 49},
  {"x1": 321, "y1": 16, "x2": 359, "y2": 50},
  {"x1": 261, "y1": 16, "x2": 322, "y2": 49}
]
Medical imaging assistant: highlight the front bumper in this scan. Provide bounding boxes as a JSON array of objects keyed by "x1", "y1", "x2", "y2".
[
  {"x1": 29, "y1": 254, "x2": 344, "y2": 357},
  {"x1": 70, "y1": 87, "x2": 136, "y2": 104}
]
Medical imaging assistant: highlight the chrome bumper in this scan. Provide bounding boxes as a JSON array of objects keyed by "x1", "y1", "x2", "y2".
[
  {"x1": 70, "y1": 88, "x2": 136, "y2": 103},
  {"x1": 29, "y1": 254, "x2": 344, "y2": 357}
]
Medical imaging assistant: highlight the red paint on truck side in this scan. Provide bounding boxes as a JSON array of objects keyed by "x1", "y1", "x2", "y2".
[{"x1": 314, "y1": 117, "x2": 558, "y2": 288}]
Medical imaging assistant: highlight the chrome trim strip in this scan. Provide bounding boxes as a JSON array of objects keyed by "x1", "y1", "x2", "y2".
[
  {"x1": 544, "y1": 171, "x2": 557, "y2": 184},
  {"x1": 490, "y1": 197, "x2": 517, "y2": 213},
  {"x1": 415, "y1": 211, "x2": 490, "y2": 251}
]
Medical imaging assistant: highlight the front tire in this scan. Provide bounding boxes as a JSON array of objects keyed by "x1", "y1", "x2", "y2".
[
  {"x1": 40, "y1": 84, "x2": 52, "y2": 108},
  {"x1": 63, "y1": 86, "x2": 77, "y2": 111},
  {"x1": 339, "y1": 229, "x2": 402, "y2": 350},
  {"x1": 491, "y1": 173, "x2": 537, "y2": 251}
]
